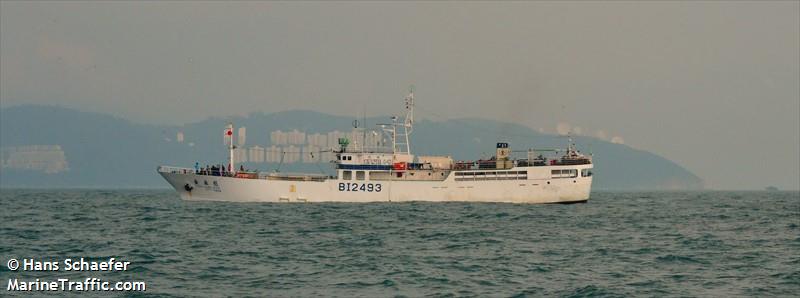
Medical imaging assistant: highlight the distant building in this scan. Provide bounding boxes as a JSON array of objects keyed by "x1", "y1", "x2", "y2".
[
  {"x1": 307, "y1": 133, "x2": 328, "y2": 148},
  {"x1": 234, "y1": 148, "x2": 248, "y2": 163},
  {"x1": 265, "y1": 145, "x2": 281, "y2": 163},
  {"x1": 327, "y1": 130, "x2": 346, "y2": 148},
  {"x1": 349, "y1": 129, "x2": 365, "y2": 150},
  {"x1": 365, "y1": 130, "x2": 382, "y2": 148},
  {"x1": 176, "y1": 132, "x2": 184, "y2": 143},
  {"x1": 237, "y1": 127, "x2": 247, "y2": 147},
  {"x1": 0, "y1": 145, "x2": 69, "y2": 174},
  {"x1": 285, "y1": 145, "x2": 300, "y2": 163},
  {"x1": 287, "y1": 130, "x2": 306, "y2": 145},
  {"x1": 270, "y1": 130, "x2": 288, "y2": 145},
  {"x1": 248, "y1": 146, "x2": 264, "y2": 163}
]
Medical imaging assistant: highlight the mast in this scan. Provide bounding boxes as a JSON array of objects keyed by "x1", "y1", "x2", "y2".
[
  {"x1": 379, "y1": 86, "x2": 416, "y2": 156},
  {"x1": 225, "y1": 123, "x2": 235, "y2": 175},
  {"x1": 403, "y1": 86, "x2": 414, "y2": 154}
]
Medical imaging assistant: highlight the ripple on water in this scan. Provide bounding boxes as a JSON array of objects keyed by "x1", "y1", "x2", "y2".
[
  {"x1": 656, "y1": 254, "x2": 708, "y2": 264},
  {"x1": 0, "y1": 190, "x2": 797, "y2": 296}
]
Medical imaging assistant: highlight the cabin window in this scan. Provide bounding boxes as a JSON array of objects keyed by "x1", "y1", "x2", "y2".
[
  {"x1": 337, "y1": 155, "x2": 341, "y2": 160},
  {"x1": 552, "y1": 169, "x2": 578, "y2": 178},
  {"x1": 343, "y1": 171, "x2": 352, "y2": 180},
  {"x1": 396, "y1": 172, "x2": 403, "y2": 178},
  {"x1": 356, "y1": 171, "x2": 365, "y2": 180},
  {"x1": 581, "y1": 169, "x2": 592, "y2": 177},
  {"x1": 455, "y1": 170, "x2": 526, "y2": 181}
]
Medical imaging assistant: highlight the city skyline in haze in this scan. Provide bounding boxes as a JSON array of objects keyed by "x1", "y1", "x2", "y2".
[{"x1": 1, "y1": 1, "x2": 798, "y2": 190}]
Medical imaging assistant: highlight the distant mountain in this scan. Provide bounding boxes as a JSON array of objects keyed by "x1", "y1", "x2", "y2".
[{"x1": 0, "y1": 105, "x2": 703, "y2": 190}]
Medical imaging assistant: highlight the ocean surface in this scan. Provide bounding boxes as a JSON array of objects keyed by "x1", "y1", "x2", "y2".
[{"x1": 1, "y1": 190, "x2": 798, "y2": 297}]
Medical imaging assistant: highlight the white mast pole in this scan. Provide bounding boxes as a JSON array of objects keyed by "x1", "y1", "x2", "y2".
[
  {"x1": 228, "y1": 123, "x2": 235, "y2": 175},
  {"x1": 404, "y1": 86, "x2": 414, "y2": 154},
  {"x1": 390, "y1": 117, "x2": 398, "y2": 154}
]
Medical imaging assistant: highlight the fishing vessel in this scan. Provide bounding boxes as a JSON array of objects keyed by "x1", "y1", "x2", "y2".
[{"x1": 158, "y1": 90, "x2": 593, "y2": 203}]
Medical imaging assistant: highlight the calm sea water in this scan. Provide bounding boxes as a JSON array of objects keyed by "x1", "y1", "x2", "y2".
[{"x1": 1, "y1": 190, "x2": 798, "y2": 297}]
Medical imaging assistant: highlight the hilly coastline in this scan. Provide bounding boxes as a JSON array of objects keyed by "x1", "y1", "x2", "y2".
[{"x1": 0, "y1": 105, "x2": 703, "y2": 190}]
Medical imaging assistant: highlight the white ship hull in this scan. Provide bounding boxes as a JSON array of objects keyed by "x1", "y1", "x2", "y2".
[{"x1": 158, "y1": 164, "x2": 592, "y2": 204}]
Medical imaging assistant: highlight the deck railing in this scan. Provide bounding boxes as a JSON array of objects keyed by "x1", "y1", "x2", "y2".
[
  {"x1": 158, "y1": 165, "x2": 331, "y2": 181},
  {"x1": 157, "y1": 166, "x2": 195, "y2": 174}
]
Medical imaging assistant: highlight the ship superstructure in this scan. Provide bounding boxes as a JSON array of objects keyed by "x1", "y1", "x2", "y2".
[{"x1": 158, "y1": 89, "x2": 593, "y2": 203}]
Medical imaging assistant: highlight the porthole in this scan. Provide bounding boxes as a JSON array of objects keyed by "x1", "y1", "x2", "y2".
[{"x1": 547, "y1": 181, "x2": 550, "y2": 185}]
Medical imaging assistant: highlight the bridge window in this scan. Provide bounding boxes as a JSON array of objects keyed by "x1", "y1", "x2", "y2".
[
  {"x1": 581, "y1": 169, "x2": 593, "y2": 177},
  {"x1": 343, "y1": 171, "x2": 352, "y2": 180},
  {"x1": 356, "y1": 171, "x2": 365, "y2": 180}
]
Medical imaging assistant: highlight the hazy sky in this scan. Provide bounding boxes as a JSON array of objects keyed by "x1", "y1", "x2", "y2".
[{"x1": 1, "y1": 1, "x2": 798, "y2": 190}]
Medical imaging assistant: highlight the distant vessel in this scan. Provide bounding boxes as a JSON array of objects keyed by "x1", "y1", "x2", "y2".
[{"x1": 158, "y1": 89, "x2": 593, "y2": 203}]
